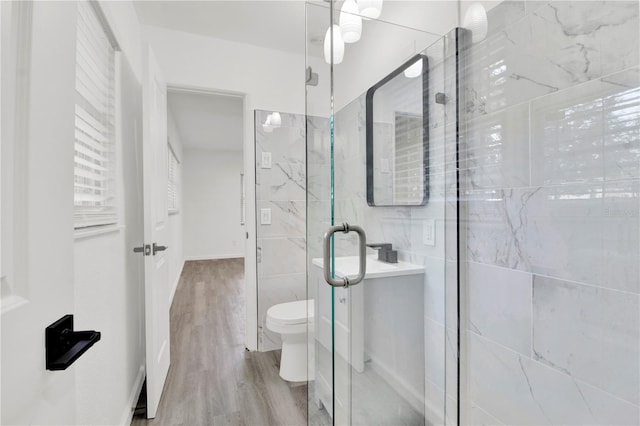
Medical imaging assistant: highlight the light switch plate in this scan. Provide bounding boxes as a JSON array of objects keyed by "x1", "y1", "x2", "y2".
[
  {"x1": 423, "y1": 219, "x2": 435, "y2": 246},
  {"x1": 261, "y1": 152, "x2": 272, "y2": 169},
  {"x1": 260, "y1": 208, "x2": 272, "y2": 225}
]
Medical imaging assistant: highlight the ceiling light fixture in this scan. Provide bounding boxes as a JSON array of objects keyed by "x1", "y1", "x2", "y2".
[
  {"x1": 340, "y1": 0, "x2": 362, "y2": 43},
  {"x1": 323, "y1": 25, "x2": 344, "y2": 65},
  {"x1": 263, "y1": 115, "x2": 273, "y2": 133},
  {"x1": 462, "y1": 2, "x2": 488, "y2": 43},
  {"x1": 357, "y1": 0, "x2": 383, "y2": 20},
  {"x1": 270, "y1": 112, "x2": 281, "y2": 128},
  {"x1": 403, "y1": 60, "x2": 422, "y2": 78}
]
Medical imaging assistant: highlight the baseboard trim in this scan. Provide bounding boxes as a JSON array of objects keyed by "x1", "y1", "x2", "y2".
[
  {"x1": 368, "y1": 353, "x2": 425, "y2": 416},
  {"x1": 185, "y1": 254, "x2": 244, "y2": 261},
  {"x1": 169, "y1": 259, "x2": 185, "y2": 306},
  {"x1": 119, "y1": 364, "x2": 145, "y2": 426}
]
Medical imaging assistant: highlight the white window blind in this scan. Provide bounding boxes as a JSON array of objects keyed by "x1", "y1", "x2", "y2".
[
  {"x1": 74, "y1": 1, "x2": 117, "y2": 228},
  {"x1": 168, "y1": 144, "x2": 179, "y2": 212}
]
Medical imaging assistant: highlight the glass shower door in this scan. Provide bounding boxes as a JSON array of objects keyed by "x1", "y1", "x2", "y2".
[{"x1": 306, "y1": 3, "x2": 459, "y2": 425}]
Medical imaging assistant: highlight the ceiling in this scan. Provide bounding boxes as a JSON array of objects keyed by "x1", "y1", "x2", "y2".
[
  {"x1": 133, "y1": 1, "x2": 307, "y2": 55},
  {"x1": 167, "y1": 90, "x2": 244, "y2": 152},
  {"x1": 132, "y1": 1, "x2": 457, "y2": 58}
]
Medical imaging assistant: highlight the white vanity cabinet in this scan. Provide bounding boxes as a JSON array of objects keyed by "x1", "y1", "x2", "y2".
[{"x1": 311, "y1": 255, "x2": 425, "y2": 418}]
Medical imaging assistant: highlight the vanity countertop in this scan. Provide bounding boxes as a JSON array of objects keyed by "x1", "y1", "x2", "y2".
[{"x1": 312, "y1": 255, "x2": 424, "y2": 280}]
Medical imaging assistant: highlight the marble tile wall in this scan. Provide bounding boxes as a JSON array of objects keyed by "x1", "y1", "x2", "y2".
[
  {"x1": 460, "y1": 1, "x2": 640, "y2": 424},
  {"x1": 255, "y1": 110, "x2": 308, "y2": 351}
]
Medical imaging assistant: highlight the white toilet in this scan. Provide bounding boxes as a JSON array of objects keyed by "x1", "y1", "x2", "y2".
[{"x1": 266, "y1": 299, "x2": 314, "y2": 382}]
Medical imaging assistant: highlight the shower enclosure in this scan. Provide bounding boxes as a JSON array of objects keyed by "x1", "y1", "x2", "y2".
[
  {"x1": 305, "y1": 1, "x2": 639, "y2": 425},
  {"x1": 305, "y1": 2, "x2": 461, "y2": 424}
]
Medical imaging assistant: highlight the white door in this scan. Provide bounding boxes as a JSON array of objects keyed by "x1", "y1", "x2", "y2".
[
  {"x1": 142, "y1": 45, "x2": 171, "y2": 419},
  {"x1": 1, "y1": 2, "x2": 77, "y2": 424}
]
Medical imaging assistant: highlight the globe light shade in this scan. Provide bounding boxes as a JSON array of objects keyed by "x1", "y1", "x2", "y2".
[
  {"x1": 340, "y1": 0, "x2": 362, "y2": 44},
  {"x1": 462, "y1": 2, "x2": 488, "y2": 43},
  {"x1": 324, "y1": 25, "x2": 345, "y2": 65},
  {"x1": 403, "y1": 60, "x2": 422, "y2": 78},
  {"x1": 358, "y1": 0, "x2": 382, "y2": 20},
  {"x1": 263, "y1": 115, "x2": 273, "y2": 133},
  {"x1": 270, "y1": 112, "x2": 281, "y2": 128}
]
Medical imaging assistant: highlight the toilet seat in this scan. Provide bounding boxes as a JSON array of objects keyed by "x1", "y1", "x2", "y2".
[{"x1": 267, "y1": 299, "x2": 314, "y2": 327}]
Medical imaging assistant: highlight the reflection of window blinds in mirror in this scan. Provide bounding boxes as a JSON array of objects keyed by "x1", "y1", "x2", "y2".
[{"x1": 394, "y1": 113, "x2": 423, "y2": 204}]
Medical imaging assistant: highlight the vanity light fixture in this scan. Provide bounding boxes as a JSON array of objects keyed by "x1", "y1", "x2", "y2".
[
  {"x1": 324, "y1": 25, "x2": 344, "y2": 65},
  {"x1": 462, "y1": 2, "x2": 488, "y2": 43},
  {"x1": 357, "y1": 0, "x2": 383, "y2": 20},
  {"x1": 340, "y1": 0, "x2": 362, "y2": 43}
]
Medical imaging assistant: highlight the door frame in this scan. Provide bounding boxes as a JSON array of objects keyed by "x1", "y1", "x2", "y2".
[{"x1": 163, "y1": 84, "x2": 255, "y2": 351}]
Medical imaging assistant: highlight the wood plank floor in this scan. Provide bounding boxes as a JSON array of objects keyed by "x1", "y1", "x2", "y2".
[{"x1": 131, "y1": 259, "x2": 320, "y2": 426}]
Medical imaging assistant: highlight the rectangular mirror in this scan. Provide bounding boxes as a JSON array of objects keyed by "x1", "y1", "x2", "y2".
[{"x1": 366, "y1": 54, "x2": 429, "y2": 206}]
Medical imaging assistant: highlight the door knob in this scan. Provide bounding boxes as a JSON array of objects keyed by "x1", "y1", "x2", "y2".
[
  {"x1": 133, "y1": 244, "x2": 151, "y2": 256},
  {"x1": 152, "y1": 243, "x2": 168, "y2": 256}
]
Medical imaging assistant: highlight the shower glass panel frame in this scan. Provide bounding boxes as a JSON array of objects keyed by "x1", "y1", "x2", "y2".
[{"x1": 305, "y1": 2, "x2": 463, "y2": 424}]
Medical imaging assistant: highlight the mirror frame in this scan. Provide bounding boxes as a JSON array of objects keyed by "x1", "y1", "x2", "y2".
[{"x1": 365, "y1": 54, "x2": 429, "y2": 207}]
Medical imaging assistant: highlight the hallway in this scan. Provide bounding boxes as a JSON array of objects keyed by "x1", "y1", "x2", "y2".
[{"x1": 131, "y1": 259, "x2": 311, "y2": 425}]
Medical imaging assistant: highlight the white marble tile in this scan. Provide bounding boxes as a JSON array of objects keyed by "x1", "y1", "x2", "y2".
[
  {"x1": 444, "y1": 389, "x2": 457, "y2": 425},
  {"x1": 424, "y1": 318, "x2": 446, "y2": 389},
  {"x1": 306, "y1": 116, "x2": 331, "y2": 166},
  {"x1": 469, "y1": 332, "x2": 640, "y2": 425},
  {"x1": 363, "y1": 206, "x2": 412, "y2": 252},
  {"x1": 526, "y1": 181, "x2": 639, "y2": 293},
  {"x1": 465, "y1": 187, "x2": 536, "y2": 271},
  {"x1": 487, "y1": 1, "x2": 525, "y2": 36},
  {"x1": 532, "y1": 274, "x2": 640, "y2": 405},
  {"x1": 444, "y1": 260, "x2": 458, "y2": 331},
  {"x1": 468, "y1": 400, "x2": 505, "y2": 425},
  {"x1": 259, "y1": 237, "x2": 306, "y2": 277},
  {"x1": 424, "y1": 378, "x2": 445, "y2": 425},
  {"x1": 464, "y1": 1, "x2": 639, "y2": 119},
  {"x1": 256, "y1": 155, "x2": 306, "y2": 202},
  {"x1": 422, "y1": 256, "x2": 446, "y2": 325},
  {"x1": 466, "y1": 103, "x2": 530, "y2": 190},
  {"x1": 468, "y1": 261, "x2": 532, "y2": 356},
  {"x1": 257, "y1": 200, "x2": 305, "y2": 239},
  {"x1": 537, "y1": 2, "x2": 639, "y2": 79},
  {"x1": 601, "y1": 180, "x2": 640, "y2": 294},
  {"x1": 530, "y1": 68, "x2": 640, "y2": 186}
]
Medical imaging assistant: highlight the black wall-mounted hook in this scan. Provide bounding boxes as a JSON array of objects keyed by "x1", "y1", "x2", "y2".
[{"x1": 45, "y1": 315, "x2": 101, "y2": 371}]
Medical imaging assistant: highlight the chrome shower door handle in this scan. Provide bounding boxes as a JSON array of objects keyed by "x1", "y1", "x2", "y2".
[{"x1": 322, "y1": 223, "x2": 367, "y2": 287}]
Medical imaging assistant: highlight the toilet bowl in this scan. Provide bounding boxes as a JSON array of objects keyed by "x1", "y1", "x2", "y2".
[{"x1": 266, "y1": 299, "x2": 314, "y2": 382}]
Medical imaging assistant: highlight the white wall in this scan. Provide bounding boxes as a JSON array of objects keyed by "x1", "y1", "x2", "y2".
[
  {"x1": 143, "y1": 24, "x2": 305, "y2": 350},
  {"x1": 167, "y1": 110, "x2": 185, "y2": 301},
  {"x1": 183, "y1": 149, "x2": 244, "y2": 260},
  {"x1": 73, "y1": 2, "x2": 147, "y2": 425}
]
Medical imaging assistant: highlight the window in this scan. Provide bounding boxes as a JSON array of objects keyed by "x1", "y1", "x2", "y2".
[
  {"x1": 73, "y1": 1, "x2": 117, "y2": 228},
  {"x1": 168, "y1": 144, "x2": 179, "y2": 213}
]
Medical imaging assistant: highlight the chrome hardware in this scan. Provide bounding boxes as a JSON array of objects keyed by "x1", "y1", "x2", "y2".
[
  {"x1": 322, "y1": 223, "x2": 367, "y2": 288},
  {"x1": 133, "y1": 244, "x2": 151, "y2": 256},
  {"x1": 152, "y1": 243, "x2": 168, "y2": 256},
  {"x1": 366, "y1": 243, "x2": 398, "y2": 263}
]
